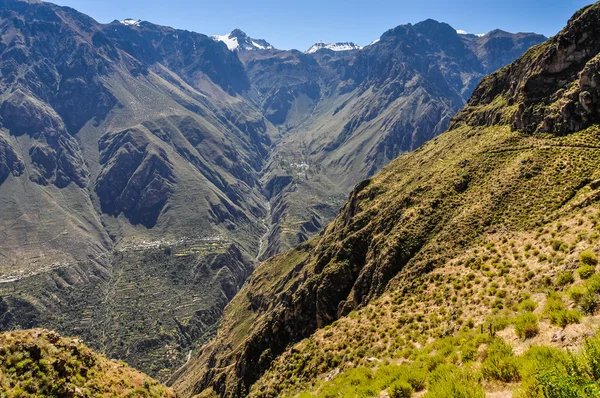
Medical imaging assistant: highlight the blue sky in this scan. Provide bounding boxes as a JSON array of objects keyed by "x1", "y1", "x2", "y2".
[{"x1": 52, "y1": 0, "x2": 593, "y2": 50}]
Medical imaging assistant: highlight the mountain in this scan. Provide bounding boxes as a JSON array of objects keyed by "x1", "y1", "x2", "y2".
[
  {"x1": 0, "y1": 0, "x2": 272, "y2": 380},
  {"x1": 0, "y1": 329, "x2": 175, "y2": 396},
  {"x1": 305, "y1": 41, "x2": 362, "y2": 54},
  {"x1": 240, "y1": 20, "x2": 546, "y2": 257},
  {"x1": 0, "y1": 0, "x2": 544, "y2": 385},
  {"x1": 461, "y1": 28, "x2": 547, "y2": 74},
  {"x1": 171, "y1": 3, "x2": 600, "y2": 397},
  {"x1": 212, "y1": 29, "x2": 275, "y2": 51}
]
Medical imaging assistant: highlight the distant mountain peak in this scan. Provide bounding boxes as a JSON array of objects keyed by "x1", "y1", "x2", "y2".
[
  {"x1": 306, "y1": 41, "x2": 362, "y2": 54},
  {"x1": 212, "y1": 29, "x2": 274, "y2": 51}
]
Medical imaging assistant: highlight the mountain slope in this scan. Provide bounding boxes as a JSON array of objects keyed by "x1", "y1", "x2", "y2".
[
  {"x1": 0, "y1": 0, "x2": 545, "y2": 384},
  {"x1": 0, "y1": 329, "x2": 175, "y2": 397},
  {"x1": 171, "y1": 3, "x2": 600, "y2": 397},
  {"x1": 0, "y1": 0, "x2": 272, "y2": 379},
  {"x1": 242, "y1": 22, "x2": 545, "y2": 257}
]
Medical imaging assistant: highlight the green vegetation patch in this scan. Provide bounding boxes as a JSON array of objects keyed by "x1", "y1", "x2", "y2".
[{"x1": 0, "y1": 329, "x2": 174, "y2": 397}]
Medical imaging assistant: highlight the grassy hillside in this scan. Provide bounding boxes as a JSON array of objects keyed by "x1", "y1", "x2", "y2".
[
  {"x1": 0, "y1": 329, "x2": 175, "y2": 397},
  {"x1": 171, "y1": 3, "x2": 600, "y2": 397},
  {"x1": 254, "y1": 198, "x2": 600, "y2": 397}
]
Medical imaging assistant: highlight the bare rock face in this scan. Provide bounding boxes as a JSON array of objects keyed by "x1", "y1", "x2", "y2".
[
  {"x1": 0, "y1": 90, "x2": 89, "y2": 188},
  {"x1": 96, "y1": 128, "x2": 176, "y2": 228},
  {"x1": 0, "y1": 90, "x2": 64, "y2": 137},
  {"x1": 458, "y1": 4, "x2": 600, "y2": 135},
  {"x1": 0, "y1": 135, "x2": 24, "y2": 185}
]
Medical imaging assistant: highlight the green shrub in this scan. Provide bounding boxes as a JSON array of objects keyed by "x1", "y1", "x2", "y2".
[
  {"x1": 426, "y1": 364, "x2": 485, "y2": 398},
  {"x1": 548, "y1": 309, "x2": 582, "y2": 328},
  {"x1": 579, "y1": 291, "x2": 599, "y2": 315},
  {"x1": 586, "y1": 274, "x2": 600, "y2": 294},
  {"x1": 404, "y1": 367, "x2": 427, "y2": 392},
  {"x1": 544, "y1": 295, "x2": 582, "y2": 327},
  {"x1": 489, "y1": 315, "x2": 511, "y2": 333},
  {"x1": 551, "y1": 240, "x2": 567, "y2": 252},
  {"x1": 569, "y1": 286, "x2": 586, "y2": 304},
  {"x1": 520, "y1": 345, "x2": 569, "y2": 378},
  {"x1": 534, "y1": 336, "x2": 600, "y2": 397},
  {"x1": 519, "y1": 299, "x2": 538, "y2": 312},
  {"x1": 578, "y1": 265, "x2": 596, "y2": 280},
  {"x1": 481, "y1": 340, "x2": 521, "y2": 382},
  {"x1": 389, "y1": 381, "x2": 413, "y2": 398},
  {"x1": 556, "y1": 271, "x2": 575, "y2": 286},
  {"x1": 580, "y1": 251, "x2": 598, "y2": 266},
  {"x1": 514, "y1": 313, "x2": 539, "y2": 339},
  {"x1": 537, "y1": 371, "x2": 598, "y2": 398},
  {"x1": 461, "y1": 344, "x2": 477, "y2": 363}
]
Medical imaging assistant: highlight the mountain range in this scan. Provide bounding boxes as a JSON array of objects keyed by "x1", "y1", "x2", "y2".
[
  {"x1": 0, "y1": 0, "x2": 547, "y2": 387},
  {"x1": 171, "y1": 2, "x2": 600, "y2": 397}
]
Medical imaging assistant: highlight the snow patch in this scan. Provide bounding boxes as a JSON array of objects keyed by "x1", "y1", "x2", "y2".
[
  {"x1": 213, "y1": 34, "x2": 239, "y2": 51},
  {"x1": 457, "y1": 29, "x2": 487, "y2": 37},
  {"x1": 306, "y1": 41, "x2": 362, "y2": 54},
  {"x1": 251, "y1": 40, "x2": 268, "y2": 50},
  {"x1": 211, "y1": 30, "x2": 274, "y2": 51},
  {"x1": 121, "y1": 18, "x2": 141, "y2": 26}
]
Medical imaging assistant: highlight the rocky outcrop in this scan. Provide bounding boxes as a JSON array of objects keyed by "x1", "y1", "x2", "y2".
[
  {"x1": 0, "y1": 90, "x2": 90, "y2": 187},
  {"x1": 96, "y1": 128, "x2": 176, "y2": 228},
  {"x1": 0, "y1": 135, "x2": 24, "y2": 185},
  {"x1": 0, "y1": 91, "x2": 65, "y2": 138},
  {"x1": 0, "y1": 1, "x2": 117, "y2": 134}
]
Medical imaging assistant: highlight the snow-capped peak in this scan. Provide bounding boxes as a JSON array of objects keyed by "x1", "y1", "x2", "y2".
[
  {"x1": 306, "y1": 41, "x2": 362, "y2": 54},
  {"x1": 120, "y1": 18, "x2": 141, "y2": 26},
  {"x1": 211, "y1": 29, "x2": 274, "y2": 51},
  {"x1": 457, "y1": 29, "x2": 486, "y2": 37}
]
